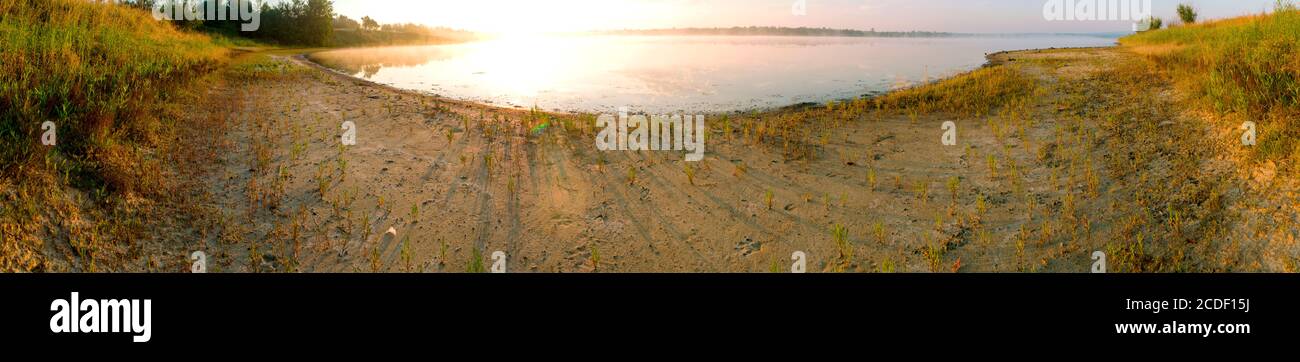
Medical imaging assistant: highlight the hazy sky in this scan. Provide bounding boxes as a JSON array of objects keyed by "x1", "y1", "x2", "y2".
[{"x1": 331, "y1": 0, "x2": 1283, "y2": 34}]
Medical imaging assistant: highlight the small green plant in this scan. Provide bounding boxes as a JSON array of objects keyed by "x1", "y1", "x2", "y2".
[
  {"x1": 765, "y1": 190, "x2": 774, "y2": 210},
  {"x1": 627, "y1": 166, "x2": 637, "y2": 185},
  {"x1": 411, "y1": 204, "x2": 419, "y2": 221},
  {"x1": 723, "y1": 117, "x2": 733, "y2": 141},
  {"x1": 315, "y1": 163, "x2": 330, "y2": 198},
  {"x1": 867, "y1": 168, "x2": 878, "y2": 190},
  {"x1": 337, "y1": 156, "x2": 349, "y2": 182},
  {"x1": 914, "y1": 180, "x2": 930, "y2": 204},
  {"x1": 369, "y1": 246, "x2": 382, "y2": 272},
  {"x1": 832, "y1": 224, "x2": 852, "y2": 270},
  {"x1": 1062, "y1": 193, "x2": 1076, "y2": 219},
  {"x1": 946, "y1": 176, "x2": 960, "y2": 202},
  {"x1": 1085, "y1": 165, "x2": 1100, "y2": 198},
  {"x1": 468, "y1": 248, "x2": 485, "y2": 273},
  {"x1": 879, "y1": 257, "x2": 896, "y2": 273},
  {"x1": 1015, "y1": 225, "x2": 1028, "y2": 270},
  {"x1": 873, "y1": 221, "x2": 886, "y2": 244},
  {"x1": 400, "y1": 235, "x2": 412, "y2": 272},
  {"x1": 923, "y1": 235, "x2": 945, "y2": 272},
  {"x1": 684, "y1": 163, "x2": 696, "y2": 185},
  {"x1": 248, "y1": 242, "x2": 262, "y2": 273},
  {"x1": 590, "y1": 243, "x2": 600, "y2": 272},
  {"x1": 360, "y1": 215, "x2": 372, "y2": 243},
  {"x1": 1167, "y1": 209, "x2": 1185, "y2": 239},
  {"x1": 439, "y1": 239, "x2": 449, "y2": 266},
  {"x1": 987, "y1": 154, "x2": 998, "y2": 179}
]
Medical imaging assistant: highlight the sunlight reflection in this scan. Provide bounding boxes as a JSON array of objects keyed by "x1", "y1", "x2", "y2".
[{"x1": 308, "y1": 35, "x2": 1117, "y2": 113}]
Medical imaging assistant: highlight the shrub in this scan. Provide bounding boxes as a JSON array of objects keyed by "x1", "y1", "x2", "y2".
[
  {"x1": 1177, "y1": 3, "x2": 1198, "y2": 24},
  {"x1": 1147, "y1": 16, "x2": 1164, "y2": 30}
]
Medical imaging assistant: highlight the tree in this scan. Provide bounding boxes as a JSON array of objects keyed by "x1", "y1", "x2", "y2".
[
  {"x1": 361, "y1": 16, "x2": 379, "y2": 31},
  {"x1": 1177, "y1": 3, "x2": 1198, "y2": 24},
  {"x1": 1144, "y1": 16, "x2": 1164, "y2": 31},
  {"x1": 251, "y1": 0, "x2": 334, "y2": 46},
  {"x1": 301, "y1": 0, "x2": 334, "y2": 45},
  {"x1": 334, "y1": 15, "x2": 360, "y2": 30}
]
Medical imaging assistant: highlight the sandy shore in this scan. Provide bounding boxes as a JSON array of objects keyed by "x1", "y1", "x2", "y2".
[{"x1": 163, "y1": 46, "x2": 1296, "y2": 273}]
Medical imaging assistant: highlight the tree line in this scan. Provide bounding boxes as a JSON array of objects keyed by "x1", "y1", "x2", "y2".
[
  {"x1": 120, "y1": 0, "x2": 336, "y2": 46},
  {"x1": 330, "y1": 15, "x2": 480, "y2": 46},
  {"x1": 119, "y1": 0, "x2": 477, "y2": 47}
]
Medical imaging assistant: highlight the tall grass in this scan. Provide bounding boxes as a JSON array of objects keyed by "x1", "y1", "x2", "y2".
[
  {"x1": 1122, "y1": 4, "x2": 1300, "y2": 162},
  {"x1": 1, "y1": 0, "x2": 226, "y2": 187},
  {"x1": 0, "y1": 0, "x2": 226, "y2": 271}
]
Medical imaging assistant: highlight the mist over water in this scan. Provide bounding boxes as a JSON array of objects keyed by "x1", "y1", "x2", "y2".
[{"x1": 310, "y1": 34, "x2": 1117, "y2": 113}]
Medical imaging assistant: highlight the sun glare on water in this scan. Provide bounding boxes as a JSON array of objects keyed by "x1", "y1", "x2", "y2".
[{"x1": 467, "y1": 36, "x2": 578, "y2": 99}]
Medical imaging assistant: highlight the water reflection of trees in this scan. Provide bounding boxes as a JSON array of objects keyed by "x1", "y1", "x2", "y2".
[
  {"x1": 307, "y1": 46, "x2": 458, "y2": 78},
  {"x1": 361, "y1": 64, "x2": 382, "y2": 78}
]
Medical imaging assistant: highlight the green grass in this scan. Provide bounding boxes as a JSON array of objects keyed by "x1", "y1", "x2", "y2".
[
  {"x1": 468, "y1": 248, "x2": 486, "y2": 273},
  {"x1": 1, "y1": 0, "x2": 226, "y2": 176},
  {"x1": 831, "y1": 224, "x2": 852, "y2": 271},
  {"x1": 1122, "y1": 4, "x2": 1300, "y2": 162},
  {"x1": 0, "y1": 0, "x2": 227, "y2": 271}
]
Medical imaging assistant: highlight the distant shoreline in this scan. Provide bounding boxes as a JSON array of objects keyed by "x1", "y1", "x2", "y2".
[{"x1": 565, "y1": 27, "x2": 1127, "y2": 40}]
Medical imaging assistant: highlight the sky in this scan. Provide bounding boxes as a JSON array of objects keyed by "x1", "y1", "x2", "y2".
[{"x1": 330, "y1": 0, "x2": 1284, "y2": 34}]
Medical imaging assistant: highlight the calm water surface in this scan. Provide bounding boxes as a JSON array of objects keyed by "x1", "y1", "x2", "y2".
[{"x1": 309, "y1": 35, "x2": 1117, "y2": 113}]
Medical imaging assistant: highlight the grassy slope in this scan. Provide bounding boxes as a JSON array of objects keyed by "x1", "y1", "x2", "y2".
[
  {"x1": 1122, "y1": 6, "x2": 1300, "y2": 163},
  {"x1": 1106, "y1": 7, "x2": 1300, "y2": 271},
  {"x1": 0, "y1": 0, "x2": 227, "y2": 271}
]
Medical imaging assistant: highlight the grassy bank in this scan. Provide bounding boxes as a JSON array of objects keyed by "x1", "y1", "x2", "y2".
[
  {"x1": 0, "y1": 0, "x2": 226, "y2": 271},
  {"x1": 1122, "y1": 3, "x2": 1300, "y2": 163}
]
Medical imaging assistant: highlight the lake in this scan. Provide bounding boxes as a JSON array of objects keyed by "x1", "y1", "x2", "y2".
[{"x1": 308, "y1": 35, "x2": 1118, "y2": 113}]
